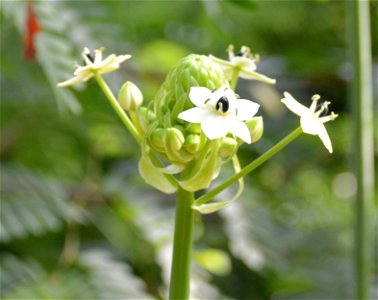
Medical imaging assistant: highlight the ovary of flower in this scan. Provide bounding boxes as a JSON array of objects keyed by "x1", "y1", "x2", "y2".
[
  {"x1": 178, "y1": 86, "x2": 260, "y2": 144},
  {"x1": 57, "y1": 47, "x2": 131, "y2": 87},
  {"x1": 281, "y1": 92, "x2": 338, "y2": 153},
  {"x1": 209, "y1": 45, "x2": 276, "y2": 84}
]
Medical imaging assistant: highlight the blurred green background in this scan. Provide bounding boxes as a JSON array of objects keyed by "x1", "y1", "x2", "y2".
[{"x1": 1, "y1": 1, "x2": 377, "y2": 299}]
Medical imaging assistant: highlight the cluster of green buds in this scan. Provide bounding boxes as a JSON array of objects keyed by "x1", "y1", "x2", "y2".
[{"x1": 128, "y1": 54, "x2": 264, "y2": 193}]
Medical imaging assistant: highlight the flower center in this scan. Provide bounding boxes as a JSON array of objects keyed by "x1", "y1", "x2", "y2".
[{"x1": 216, "y1": 96, "x2": 229, "y2": 113}]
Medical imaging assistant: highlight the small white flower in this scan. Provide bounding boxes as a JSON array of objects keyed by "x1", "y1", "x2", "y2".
[
  {"x1": 178, "y1": 86, "x2": 260, "y2": 144},
  {"x1": 57, "y1": 47, "x2": 131, "y2": 87},
  {"x1": 281, "y1": 92, "x2": 338, "y2": 153},
  {"x1": 209, "y1": 45, "x2": 276, "y2": 84}
]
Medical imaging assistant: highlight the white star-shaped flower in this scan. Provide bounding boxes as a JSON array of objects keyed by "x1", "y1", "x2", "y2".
[
  {"x1": 209, "y1": 45, "x2": 276, "y2": 84},
  {"x1": 281, "y1": 92, "x2": 338, "y2": 153},
  {"x1": 178, "y1": 86, "x2": 260, "y2": 144},
  {"x1": 57, "y1": 47, "x2": 131, "y2": 87}
]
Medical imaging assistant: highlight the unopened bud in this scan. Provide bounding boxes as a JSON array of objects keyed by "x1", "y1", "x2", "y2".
[
  {"x1": 218, "y1": 137, "x2": 237, "y2": 157},
  {"x1": 118, "y1": 81, "x2": 143, "y2": 110},
  {"x1": 245, "y1": 116, "x2": 264, "y2": 143},
  {"x1": 137, "y1": 107, "x2": 156, "y2": 132},
  {"x1": 150, "y1": 128, "x2": 166, "y2": 152},
  {"x1": 184, "y1": 134, "x2": 201, "y2": 154},
  {"x1": 186, "y1": 123, "x2": 202, "y2": 134},
  {"x1": 165, "y1": 128, "x2": 184, "y2": 152}
]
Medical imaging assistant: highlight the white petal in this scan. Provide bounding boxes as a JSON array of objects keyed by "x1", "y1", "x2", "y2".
[
  {"x1": 82, "y1": 48, "x2": 93, "y2": 65},
  {"x1": 97, "y1": 54, "x2": 116, "y2": 69},
  {"x1": 207, "y1": 85, "x2": 229, "y2": 106},
  {"x1": 300, "y1": 114, "x2": 321, "y2": 135},
  {"x1": 116, "y1": 54, "x2": 132, "y2": 64},
  {"x1": 239, "y1": 69, "x2": 276, "y2": 84},
  {"x1": 317, "y1": 124, "x2": 333, "y2": 153},
  {"x1": 93, "y1": 48, "x2": 104, "y2": 65},
  {"x1": 57, "y1": 72, "x2": 92, "y2": 87},
  {"x1": 178, "y1": 107, "x2": 210, "y2": 123},
  {"x1": 189, "y1": 87, "x2": 212, "y2": 107},
  {"x1": 227, "y1": 119, "x2": 251, "y2": 143},
  {"x1": 281, "y1": 92, "x2": 310, "y2": 117},
  {"x1": 234, "y1": 99, "x2": 260, "y2": 121},
  {"x1": 231, "y1": 56, "x2": 257, "y2": 71},
  {"x1": 201, "y1": 116, "x2": 229, "y2": 140},
  {"x1": 208, "y1": 55, "x2": 234, "y2": 68}
]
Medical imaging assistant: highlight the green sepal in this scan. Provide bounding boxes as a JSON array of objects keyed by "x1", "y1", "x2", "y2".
[
  {"x1": 179, "y1": 141, "x2": 221, "y2": 192},
  {"x1": 192, "y1": 154, "x2": 244, "y2": 213},
  {"x1": 245, "y1": 116, "x2": 264, "y2": 143}
]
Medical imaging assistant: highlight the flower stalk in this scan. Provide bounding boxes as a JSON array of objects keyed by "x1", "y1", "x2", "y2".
[
  {"x1": 195, "y1": 127, "x2": 303, "y2": 206},
  {"x1": 94, "y1": 73, "x2": 141, "y2": 143},
  {"x1": 169, "y1": 187, "x2": 195, "y2": 300}
]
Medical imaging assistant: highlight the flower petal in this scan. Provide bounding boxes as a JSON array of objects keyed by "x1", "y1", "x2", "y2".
[
  {"x1": 231, "y1": 56, "x2": 257, "y2": 71},
  {"x1": 201, "y1": 116, "x2": 229, "y2": 140},
  {"x1": 178, "y1": 107, "x2": 211, "y2": 123},
  {"x1": 189, "y1": 87, "x2": 212, "y2": 107},
  {"x1": 300, "y1": 114, "x2": 321, "y2": 135},
  {"x1": 316, "y1": 124, "x2": 333, "y2": 153},
  {"x1": 227, "y1": 119, "x2": 251, "y2": 143},
  {"x1": 57, "y1": 73, "x2": 92, "y2": 87},
  {"x1": 281, "y1": 92, "x2": 310, "y2": 117},
  {"x1": 233, "y1": 99, "x2": 260, "y2": 121},
  {"x1": 239, "y1": 69, "x2": 276, "y2": 84}
]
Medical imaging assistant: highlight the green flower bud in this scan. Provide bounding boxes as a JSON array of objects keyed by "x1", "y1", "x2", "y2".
[
  {"x1": 149, "y1": 128, "x2": 166, "y2": 152},
  {"x1": 153, "y1": 54, "x2": 228, "y2": 123},
  {"x1": 184, "y1": 134, "x2": 201, "y2": 154},
  {"x1": 186, "y1": 123, "x2": 201, "y2": 134},
  {"x1": 165, "y1": 128, "x2": 184, "y2": 152},
  {"x1": 118, "y1": 81, "x2": 143, "y2": 110},
  {"x1": 245, "y1": 116, "x2": 264, "y2": 143},
  {"x1": 137, "y1": 107, "x2": 156, "y2": 133},
  {"x1": 218, "y1": 137, "x2": 237, "y2": 157}
]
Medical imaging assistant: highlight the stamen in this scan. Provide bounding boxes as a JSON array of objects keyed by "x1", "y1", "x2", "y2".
[
  {"x1": 312, "y1": 94, "x2": 321, "y2": 101},
  {"x1": 316, "y1": 101, "x2": 330, "y2": 117}
]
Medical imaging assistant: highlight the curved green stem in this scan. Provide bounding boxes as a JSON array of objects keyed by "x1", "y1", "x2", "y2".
[
  {"x1": 169, "y1": 187, "x2": 194, "y2": 300},
  {"x1": 94, "y1": 73, "x2": 141, "y2": 143},
  {"x1": 195, "y1": 127, "x2": 302, "y2": 206},
  {"x1": 230, "y1": 69, "x2": 240, "y2": 90}
]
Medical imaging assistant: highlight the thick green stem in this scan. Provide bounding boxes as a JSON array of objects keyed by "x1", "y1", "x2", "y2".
[
  {"x1": 350, "y1": 1, "x2": 375, "y2": 299},
  {"x1": 195, "y1": 127, "x2": 302, "y2": 206},
  {"x1": 169, "y1": 187, "x2": 194, "y2": 300},
  {"x1": 94, "y1": 73, "x2": 141, "y2": 143}
]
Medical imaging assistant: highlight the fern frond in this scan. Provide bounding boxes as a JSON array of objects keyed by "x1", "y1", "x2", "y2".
[
  {"x1": 0, "y1": 165, "x2": 84, "y2": 242},
  {"x1": 79, "y1": 249, "x2": 153, "y2": 299}
]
